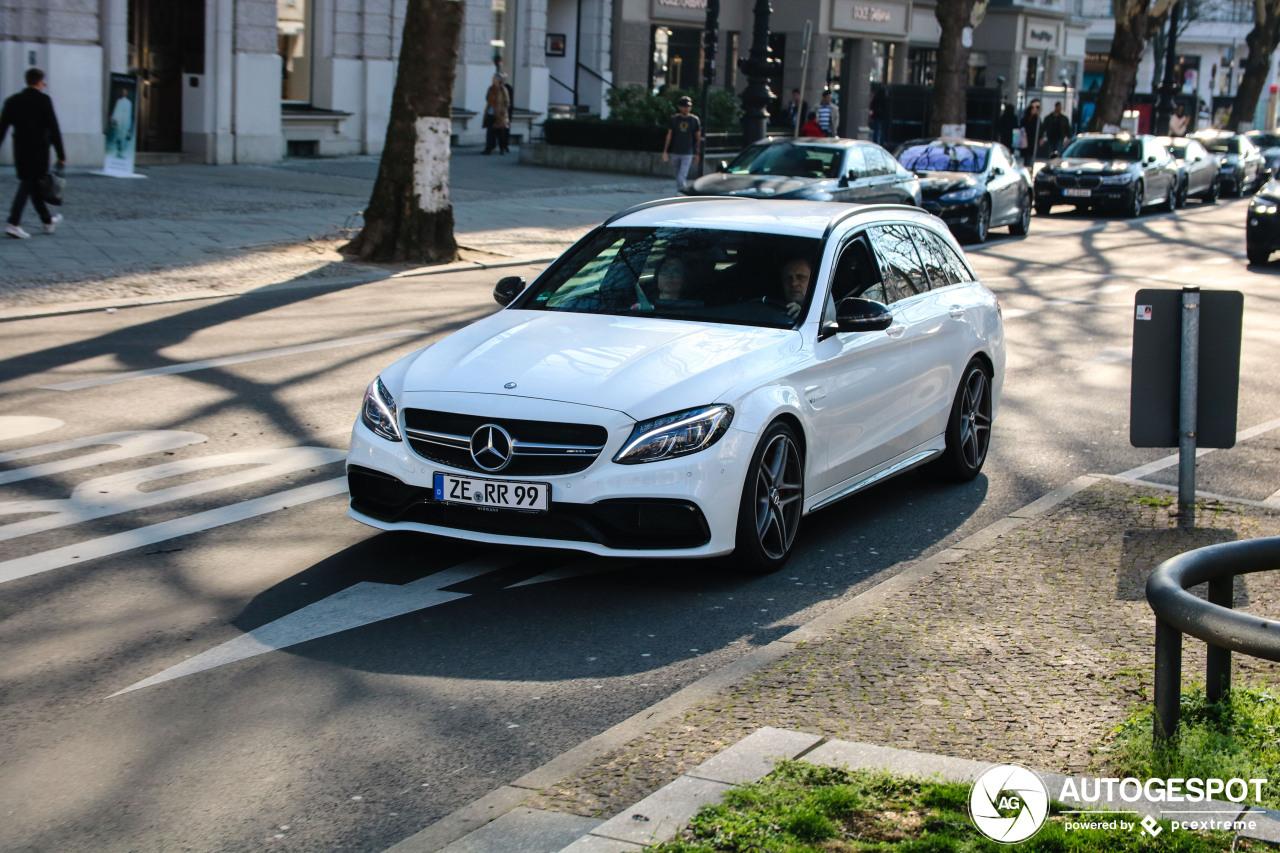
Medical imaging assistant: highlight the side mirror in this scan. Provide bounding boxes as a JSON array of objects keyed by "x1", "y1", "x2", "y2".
[
  {"x1": 990, "y1": 166, "x2": 1005, "y2": 177},
  {"x1": 834, "y1": 297, "x2": 893, "y2": 333},
  {"x1": 1146, "y1": 155, "x2": 1157, "y2": 164},
  {"x1": 493, "y1": 275, "x2": 526, "y2": 306},
  {"x1": 838, "y1": 170, "x2": 855, "y2": 188},
  {"x1": 717, "y1": 160, "x2": 729, "y2": 173}
]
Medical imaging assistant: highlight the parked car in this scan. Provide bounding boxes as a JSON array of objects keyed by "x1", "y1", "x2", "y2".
[
  {"x1": 346, "y1": 198, "x2": 1004, "y2": 571},
  {"x1": 1244, "y1": 129, "x2": 1280, "y2": 182},
  {"x1": 1156, "y1": 136, "x2": 1221, "y2": 205},
  {"x1": 1192, "y1": 130, "x2": 1265, "y2": 196},
  {"x1": 1033, "y1": 133, "x2": 1179, "y2": 218},
  {"x1": 684, "y1": 138, "x2": 922, "y2": 206},
  {"x1": 1247, "y1": 178, "x2": 1280, "y2": 264},
  {"x1": 895, "y1": 137, "x2": 1032, "y2": 243}
]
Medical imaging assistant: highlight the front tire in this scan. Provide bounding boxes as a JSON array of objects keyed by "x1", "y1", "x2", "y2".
[
  {"x1": 1203, "y1": 178, "x2": 1220, "y2": 204},
  {"x1": 935, "y1": 359, "x2": 993, "y2": 482},
  {"x1": 1128, "y1": 182, "x2": 1145, "y2": 218},
  {"x1": 1174, "y1": 178, "x2": 1188, "y2": 209},
  {"x1": 1248, "y1": 240, "x2": 1271, "y2": 265},
  {"x1": 733, "y1": 422, "x2": 804, "y2": 573},
  {"x1": 970, "y1": 199, "x2": 991, "y2": 243}
]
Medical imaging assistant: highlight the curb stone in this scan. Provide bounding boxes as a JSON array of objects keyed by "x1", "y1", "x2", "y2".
[{"x1": 386, "y1": 475, "x2": 1103, "y2": 853}]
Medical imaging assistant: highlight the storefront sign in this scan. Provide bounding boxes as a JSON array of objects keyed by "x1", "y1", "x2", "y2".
[
  {"x1": 831, "y1": 0, "x2": 908, "y2": 36},
  {"x1": 1024, "y1": 19, "x2": 1060, "y2": 50},
  {"x1": 652, "y1": 0, "x2": 708, "y2": 22},
  {"x1": 102, "y1": 72, "x2": 141, "y2": 179}
]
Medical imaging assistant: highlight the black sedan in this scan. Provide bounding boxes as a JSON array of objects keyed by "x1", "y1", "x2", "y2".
[
  {"x1": 1244, "y1": 130, "x2": 1280, "y2": 182},
  {"x1": 1247, "y1": 179, "x2": 1280, "y2": 264},
  {"x1": 1034, "y1": 133, "x2": 1179, "y2": 218},
  {"x1": 1193, "y1": 130, "x2": 1265, "y2": 196},
  {"x1": 895, "y1": 138, "x2": 1032, "y2": 243},
  {"x1": 686, "y1": 138, "x2": 922, "y2": 206},
  {"x1": 1157, "y1": 136, "x2": 1220, "y2": 205}
]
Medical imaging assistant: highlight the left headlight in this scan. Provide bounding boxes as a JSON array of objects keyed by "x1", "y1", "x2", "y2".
[
  {"x1": 939, "y1": 186, "x2": 982, "y2": 202},
  {"x1": 613, "y1": 404, "x2": 734, "y2": 465},
  {"x1": 361, "y1": 376, "x2": 402, "y2": 442}
]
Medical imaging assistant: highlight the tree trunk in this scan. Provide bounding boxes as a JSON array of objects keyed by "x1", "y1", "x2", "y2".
[
  {"x1": 929, "y1": 0, "x2": 987, "y2": 137},
  {"x1": 1090, "y1": 0, "x2": 1153, "y2": 131},
  {"x1": 1230, "y1": 0, "x2": 1280, "y2": 131},
  {"x1": 344, "y1": 0, "x2": 462, "y2": 263}
]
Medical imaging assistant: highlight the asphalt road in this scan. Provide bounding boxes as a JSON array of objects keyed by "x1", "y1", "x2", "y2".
[{"x1": 2, "y1": 195, "x2": 1279, "y2": 853}]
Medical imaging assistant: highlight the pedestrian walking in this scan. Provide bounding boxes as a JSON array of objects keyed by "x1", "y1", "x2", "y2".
[
  {"x1": 785, "y1": 89, "x2": 808, "y2": 130},
  {"x1": 1168, "y1": 104, "x2": 1189, "y2": 137},
  {"x1": 1043, "y1": 101, "x2": 1072, "y2": 156},
  {"x1": 0, "y1": 68, "x2": 65, "y2": 239},
  {"x1": 869, "y1": 85, "x2": 889, "y2": 145},
  {"x1": 482, "y1": 73, "x2": 511, "y2": 155},
  {"x1": 1019, "y1": 99, "x2": 1042, "y2": 167},
  {"x1": 996, "y1": 99, "x2": 1018, "y2": 150},
  {"x1": 817, "y1": 90, "x2": 840, "y2": 137},
  {"x1": 662, "y1": 95, "x2": 701, "y2": 192}
]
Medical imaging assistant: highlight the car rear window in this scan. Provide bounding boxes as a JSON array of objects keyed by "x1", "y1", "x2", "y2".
[{"x1": 514, "y1": 226, "x2": 824, "y2": 330}]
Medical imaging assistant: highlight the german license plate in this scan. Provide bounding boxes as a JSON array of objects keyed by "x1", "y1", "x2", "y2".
[
  {"x1": 1063, "y1": 188, "x2": 1091, "y2": 198},
  {"x1": 433, "y1": 472, "x2": 550, "y2": 511}
]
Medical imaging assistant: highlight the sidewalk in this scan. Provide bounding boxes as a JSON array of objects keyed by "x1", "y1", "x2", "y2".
[
  {"x1": 0, "y1": 147, "x2": 672, "y2": 310},
  {"x1": 398, "y1": 475, "x2": 1280, "y2": 852}
]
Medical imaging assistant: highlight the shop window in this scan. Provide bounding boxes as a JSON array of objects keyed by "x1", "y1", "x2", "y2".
[
  {"x1": 909, "y1": 47, "x2": 936, "y2": 86},
  {"x1": 651, "y1": 26, "x2": 703, "y2": 94},
  {"x1": 278, "y1": 0, "x2": 311, "y2": 102}
]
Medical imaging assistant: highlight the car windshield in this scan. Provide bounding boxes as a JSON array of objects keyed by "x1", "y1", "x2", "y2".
[
  {"x1": 897, "y1": 142, "x2": 989, "y2": 173},
  {"x1": 1248, "y1": 132, "x2": 1280, "y2": 148},
  {"x1": 1062, "y1": 137, "x2": 1143, "y2": 161},
  {"x1": 1202, "y1": 138, "x2": 1241, "y2": 154},
  {"x1": 512, "y1": 226, "x2": 823, "y2": 330},
  {"x1": 726, "y1": 143, "x2": 845, "y2": 178}
]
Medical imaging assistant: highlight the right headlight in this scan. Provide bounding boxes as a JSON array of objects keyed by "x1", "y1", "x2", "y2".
[
  {"x1": 361, "y1": 376, "x2": 402, "y2": 442},
  {"x1": 613, "y1": 405, "x2": 733, "y2": 465},
  {"x1": 1252, "y1": 198, "x2": 1279, "y2": 215},
  {"x1": 1100, "y1": 172, "x2": 1137, "y2": 185}
]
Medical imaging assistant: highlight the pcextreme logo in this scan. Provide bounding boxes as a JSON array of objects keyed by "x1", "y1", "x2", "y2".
[{"x1": 969, "y1": 764, "x2": 1050, "y2": 843}]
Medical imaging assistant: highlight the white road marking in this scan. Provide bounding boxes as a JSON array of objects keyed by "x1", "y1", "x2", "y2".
[
  {"x1": 0, "y1": 477, "x2": 347, "y2": 586},
  {"x1": 506, "y1": 559, "x2": 619, "y2": 588},
  {"x1": 1117, "y1": 414, "x2": 1280, "y2": 479},
  {"x1": 0, "y1": 447, "x2": 345, "y2": 543},
  {"x1": 40, "y1": 330, "x2": 425, "y2": 391},
  {"x1": 110, "y1": 556, "x2": 519, "y2": 697},
  {"x1": 0, "y1": 416, "x2": 64, "y2": 441},
  {"x1": 0, "y1": 431, "x2": 207, "y2": 486}
]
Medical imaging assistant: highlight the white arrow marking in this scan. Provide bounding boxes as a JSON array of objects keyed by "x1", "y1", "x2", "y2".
[
  {"x1": 0, "y1": 430, "x2": 207, "y2": 486},
  {"x1": 505, "y1": 558, "x2": 619, "y2": 588},
  {"x1": 41, "y1": 330, "x2": 426, "y2": 391},
  {"x1": 0, "y1": 477, "x2": 348, "y2": 586},
  {"x1": 0, "y1": 446, "x2": 345, "y2": 542},
  {"x1": 110, "y1": 556, "x2": 519, "y2": 697},
  {"x1": 0, "y1": 416, "x2": 64, "y2": 442}
]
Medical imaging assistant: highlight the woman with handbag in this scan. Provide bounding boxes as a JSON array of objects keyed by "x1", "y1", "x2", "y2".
[
  {"x1": 0, "y1": 68, "x2": 65, "y2": 238},
  {"x1": 482, "y1": 73, "x2": 511, "y2": 155}
]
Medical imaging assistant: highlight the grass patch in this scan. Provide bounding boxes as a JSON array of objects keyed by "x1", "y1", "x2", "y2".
[
  {"x1": 646, "y1": 761, "x2": 1254, "y2": 852},
  {"x1": 1110, "y1": 683, "x2": 1280, "y2": 809},
  {"x1": 1134, "y1": 495, "x2": 1176, "y2": 508}
]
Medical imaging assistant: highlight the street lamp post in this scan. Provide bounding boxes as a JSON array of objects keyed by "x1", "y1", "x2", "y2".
[
  {"x1": 699, "y1": 0, "x2": 720, "y2": 178},
  {"x1": 738, "y1": 0, "x2": 775, "y2": 144},
  {"x1": 1155, "y1": 0, "x2": 1182, "y2": 135}
]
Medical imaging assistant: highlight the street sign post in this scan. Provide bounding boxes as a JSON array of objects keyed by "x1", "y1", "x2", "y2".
[{"x1": 1130, "y1": 287, "x2": 1243, "y2": 527}]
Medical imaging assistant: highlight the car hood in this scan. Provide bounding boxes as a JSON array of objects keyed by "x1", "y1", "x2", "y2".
[
  {"x1": 1050, "y1": 158, "x2": 1135, "y2": 174},
  {"x1": 399, "y1": 310, "x2": 802, "y2": 419},
  {"x1": 686, "y1": 172, "x2": 828, "y2": 198},
  {"x1": 918, "y1": 172, "x2": 981, "y2": 197}
]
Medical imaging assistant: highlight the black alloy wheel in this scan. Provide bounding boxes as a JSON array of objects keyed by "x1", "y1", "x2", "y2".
[
  {"x1": 1204, "y1": 178, "x2": 1220, "y2": 203},
  {"x1": 1162, "y1": 182, "x2": 1177, "y2": 213},
  {"x1": 1128, "y1": 182, "x2": 1145, "y2": 218},
  {"x1": 971, "y1": 199, "x2": 991, "y2": 243},
  {"x1": 934, "y1": 358, "x2": 993, "y2": 481},
  {"x1": 1009, "y1": 195, "x2": 1031, "y2": 236},
  {"x1": 734, "y1": 422, "x2": 805, "y2": 573},
  {"x1": 1175, "y1": 178, "x2": 1188, "y2": 208}
]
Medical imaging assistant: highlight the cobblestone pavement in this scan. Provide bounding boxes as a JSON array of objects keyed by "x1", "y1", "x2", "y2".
[{"x1": 526, "y1": 479, "x2": 1280, "y2": 820}]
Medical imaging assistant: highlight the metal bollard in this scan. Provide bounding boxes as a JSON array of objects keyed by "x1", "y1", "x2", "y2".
[
  {"x1": 1153, "y1": 617, "x2": 1184, "y2": 743},
  {"x1": 1205, "y1": 576, "x2": 1233, "y2": 703}
]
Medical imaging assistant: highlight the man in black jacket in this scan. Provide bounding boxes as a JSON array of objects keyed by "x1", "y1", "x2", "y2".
[{"x1": 0, "y1": 68, "x2": 66, "y2": 238}]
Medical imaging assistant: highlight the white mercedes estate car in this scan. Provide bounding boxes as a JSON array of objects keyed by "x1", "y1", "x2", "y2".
[{"x1": 347, "y1": 198, "x2": 1004, "y2": 571}]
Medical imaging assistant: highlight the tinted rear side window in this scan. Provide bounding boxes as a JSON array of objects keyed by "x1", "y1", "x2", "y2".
[
  {"x1": 912, "y1": 228, "x2": 972, "y2": 289},
  {"x1": 868, "y1": 224, "x2": 929, "y2": 301}
]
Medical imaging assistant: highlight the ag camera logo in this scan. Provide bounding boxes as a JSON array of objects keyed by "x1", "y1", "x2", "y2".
[{"x1": 969, "y1": 763, "x2": 1050, "y2": 843}]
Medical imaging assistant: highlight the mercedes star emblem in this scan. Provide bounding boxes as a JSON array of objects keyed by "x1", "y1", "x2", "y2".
[
  {"x1": 469, "y1": 424, "x2": 514, "y2": 472},
  {"x1": 504, "y1": 382, "x2": 517, "y2": 389}
]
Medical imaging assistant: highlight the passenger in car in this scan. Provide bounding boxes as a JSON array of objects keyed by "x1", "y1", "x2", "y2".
[{"x1": 655, "y1": 255, "x2": 691, "y2": 301}]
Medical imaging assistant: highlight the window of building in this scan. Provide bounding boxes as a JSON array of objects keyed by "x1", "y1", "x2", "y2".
[
  {"x1": 908, "y1": 47, "x2": 936, "y2": 85},
  {"x1": 278, "y1": 0, "x2": 311, "y2": 103},
  {"x1": 968, "y1": 52, "x2": 987, "y2": 87},
  {"x1": 650, "y1": 26, "x2": 704, "y2": 93},
  {"x1": 491, "y1": 0, "x2": 506, "y2": 66}
]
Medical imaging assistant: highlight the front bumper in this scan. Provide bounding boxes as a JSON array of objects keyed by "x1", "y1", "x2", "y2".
[
  {"x1": 1035, "y1": 181, "x2": 1135, "y2": 208},
  {"x1": 921, "y1": 197, "x2": 981, "y2": 230},
  {"x1": 346, "y1": 409, "x2": 752, "y2": 558},
  {"x1": 1247, "y1": 208, "x2": 1280, "y2": 254}
]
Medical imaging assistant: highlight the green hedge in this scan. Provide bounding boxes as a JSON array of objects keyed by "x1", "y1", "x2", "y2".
[{"x1": 543, "y1": 119, "x2": 667, "y2": 150}]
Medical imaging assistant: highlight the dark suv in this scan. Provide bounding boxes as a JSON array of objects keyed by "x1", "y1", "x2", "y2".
[{"x1": 1034, "y1": 133, "x2": 1179, "y2": 218}]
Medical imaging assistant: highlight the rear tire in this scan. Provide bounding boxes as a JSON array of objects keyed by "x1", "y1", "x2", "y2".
[
  {"x1": 1009, "y1": 196, "x2": 1031, "y2": 236},
  {"x1": 1128, "y1": 182, "x2": 1145, "y2": 218},
  {"x1": 733, "y1": 422, "x2": 804, "y2": 573},
  {"x1": 1174, "y1": 178, "x2": 1188, "y2": 209},
  {"x1": 1203, "y1": 179, "x2": 1220, "y2": 203},
  {"x1": 934, "y1": 359, "x2": 993, "y2": 482}
]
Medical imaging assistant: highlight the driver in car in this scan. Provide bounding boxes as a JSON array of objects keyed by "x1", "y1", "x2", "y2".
[{"x1": 779, "y1": 257, "x2": 812, "y2": 318}]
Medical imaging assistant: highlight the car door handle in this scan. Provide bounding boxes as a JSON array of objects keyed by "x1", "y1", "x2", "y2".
[
  {"x1": 886, "y1": 323, "x2": 907, "y2": 338},
  {"x1": 949, "y1": 305, "x2": 966, "y2": 319}
]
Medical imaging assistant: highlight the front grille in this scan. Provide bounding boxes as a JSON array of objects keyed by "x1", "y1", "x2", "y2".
[
  {"x1": 402, "y1": 409, "x2": 609, "y2": 475},
  {"x1": 347, "y1": 465, "x2": 710, "y2": 549},
  {"x1": 1055, "y1": 174, "x2": 1102, "y2": 189}
]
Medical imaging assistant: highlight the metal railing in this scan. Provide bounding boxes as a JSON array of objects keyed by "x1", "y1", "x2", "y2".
[{"x1": 1146, "y1": 537, "x2": 1280, "y2": 744}]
